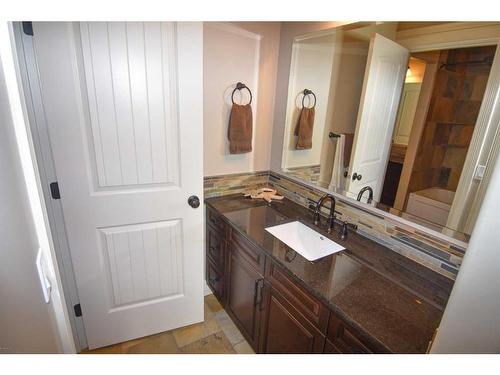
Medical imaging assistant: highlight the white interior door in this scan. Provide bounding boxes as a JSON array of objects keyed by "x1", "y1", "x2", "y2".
[
  {"x1": 346, "y1": 33, "x2": 409, "y2": 202},
  {"x1": 31, "y1": 22, "x2": 204, "y2": 349}
]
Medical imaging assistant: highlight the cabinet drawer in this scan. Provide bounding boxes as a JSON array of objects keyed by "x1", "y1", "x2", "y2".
[
  {"x1": 206, "y1": 259, "x2": 224, "y2": 302},
  {"x1": 266, "y1": 261, "x2": 329, "y2": 333},
  {"x1": 229, "y1": 228, "x2": 265, "y2": 275},
  {"x1": 327, "y1": 314, "x2": 381, "y2": 354},
  {"x1": 207, "y1": 207, "x2": 226, "y2": 234},
  {"x1": 206, "y1": 224, "x2": 225, "y2": 270}
]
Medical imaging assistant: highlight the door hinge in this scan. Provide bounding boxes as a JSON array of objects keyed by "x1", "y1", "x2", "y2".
[
  {"x1": 50, "y1": 182, "x2": 61, "y2": 199},
  {"x1": 22, "y1": 22, "x2": 33, "y2": 36},
  {"x1": 74, "y1": 303, "x2": 82, "y2": 317}
]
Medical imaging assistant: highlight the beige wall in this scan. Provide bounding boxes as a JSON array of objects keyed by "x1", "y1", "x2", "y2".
[
  {"x1": 203, "y1": 22, "x2": 281, "y2": 176},
  {"x1": 204, "y1": 21, "x2": 352, "y2": 176},
  {"x1": 319, "y1": 37, "x2": 369, "y2": 185},
  {"x1": 282, "y1": 37, "x2": 336, "y2": 169}
]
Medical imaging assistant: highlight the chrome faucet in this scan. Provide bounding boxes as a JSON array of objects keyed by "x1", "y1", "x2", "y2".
[
  {"x1": 357, "y1": 186, "x2": 373, "y2": 204},
  {"x1": 314, "y1": 194, "x2": 336, "y2": 233}
]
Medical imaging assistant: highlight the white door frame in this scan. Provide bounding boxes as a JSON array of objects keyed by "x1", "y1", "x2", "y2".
[
  {"x1": 11, "y1": 21, "x2": 87, "y2": 351},
  {"x1": 447, "y1": 45, "x2": 500, "y2": 235}
]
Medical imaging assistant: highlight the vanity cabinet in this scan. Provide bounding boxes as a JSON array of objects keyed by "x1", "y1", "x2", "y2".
[{"x1": 205, "y1": 206, "x2": 386, "y2": 354}]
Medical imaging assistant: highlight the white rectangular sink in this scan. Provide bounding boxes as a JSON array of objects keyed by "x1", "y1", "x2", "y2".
[{"x1": 265, "y1": 221, "x2": 345, "y2": 261}]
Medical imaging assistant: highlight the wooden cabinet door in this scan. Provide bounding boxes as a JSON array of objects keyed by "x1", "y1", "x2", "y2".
[
  {"x1": 327, "y1": 313, "x2": 385, "y2": 353},
  {"x1": 323, "y1": 339, "x2": 341, "y2": 353},
  {"x1": 226, "y1": 249, "x2": 264, "y2": 351},
  {"x1": 259, "y1": 284, "x2": 326, "y2": 354}
]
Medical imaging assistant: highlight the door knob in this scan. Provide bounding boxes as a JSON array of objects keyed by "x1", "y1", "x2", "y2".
[
  {"x1": 188, "y1": 195, "x2": 200, "y2": 208},
  {"x1": 352, "y1": 173, "x2": 362, "y2": 181}
]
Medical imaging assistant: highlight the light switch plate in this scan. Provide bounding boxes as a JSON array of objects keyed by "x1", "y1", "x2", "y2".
[{"x1": 474, "y1": 164, "x2": 486, "y2": 180}]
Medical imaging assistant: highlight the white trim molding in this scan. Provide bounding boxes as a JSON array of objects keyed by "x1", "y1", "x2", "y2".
[{"x1": 396, "y1": 22, "x2": 500, "y2": 52}]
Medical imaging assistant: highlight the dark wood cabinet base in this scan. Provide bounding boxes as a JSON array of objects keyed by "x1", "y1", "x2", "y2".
[{"x1": 205, "y1": 206, "x2": 384, "y2": 354}]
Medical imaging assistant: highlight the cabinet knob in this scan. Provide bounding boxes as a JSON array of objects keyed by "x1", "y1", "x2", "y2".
[{"x1": 352, "y1": 173, "x2": 362, "y2": 181}]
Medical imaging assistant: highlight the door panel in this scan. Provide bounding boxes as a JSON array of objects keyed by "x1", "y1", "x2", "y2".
[
  {"x1": 32, "y1": 22, "x2": 203, "y2": 349},
  {"x1": 80, "y1": 22, "x2": 179, "y2": 188},
  {"x1": 101, "y1": 221, "x2": 183, "y2": 306},
  {"x1": 347, "y1": 33, "x2": 409, "y2": 202}
]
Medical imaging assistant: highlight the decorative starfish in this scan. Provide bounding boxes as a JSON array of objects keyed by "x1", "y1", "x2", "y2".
[{"x1": 243, "y1": 188, "x2": 284, "y2": 203}]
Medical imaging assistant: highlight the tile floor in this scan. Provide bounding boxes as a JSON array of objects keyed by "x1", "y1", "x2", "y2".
[{"x1": 81, "y1": 294, "x2": 255, "y2": 354}]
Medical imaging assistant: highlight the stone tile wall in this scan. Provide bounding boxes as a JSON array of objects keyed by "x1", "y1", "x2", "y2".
[{"x1": 410, "y1": 46, "x2": 496, "y2": 193}]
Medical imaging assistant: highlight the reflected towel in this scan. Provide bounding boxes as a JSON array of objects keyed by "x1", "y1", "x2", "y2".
[
  {"x1": 294, "y1": 107, "x2": 315, "y2": 149},
  {"x1": 228, "y1": 103, "x2": 253, "y2": 154},
  {"x1": 329, "y1": 134, "x2": 347, "y2": 191}
]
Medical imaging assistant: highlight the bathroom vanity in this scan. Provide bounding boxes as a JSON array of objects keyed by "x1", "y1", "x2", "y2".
[{"x1": 205, "y1": 195, "x2": 453, "y2": 354}]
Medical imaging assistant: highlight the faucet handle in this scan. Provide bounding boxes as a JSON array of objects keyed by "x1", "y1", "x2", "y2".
[
  {"x1": 341, "y1": 221, "x2": 358, "y2": 240},
  {"x1": 341, "y1": 221, "x2": 348, "y2": 240}
]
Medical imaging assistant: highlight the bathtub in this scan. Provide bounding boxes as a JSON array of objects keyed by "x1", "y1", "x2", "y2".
[{"x1": 405, "y1": 187, "x2": 455, "y2": 227}]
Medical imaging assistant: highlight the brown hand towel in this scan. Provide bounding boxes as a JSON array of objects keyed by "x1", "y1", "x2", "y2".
[
  {"x1": 343, "y1": 133, "x2": 354, "y2": 168},
  {"x1": 294, "y1": 107, "x2": 315, "y2": 149},
  {"x1": 228, "y1": 103, "x2": 253, "y2": 154}
]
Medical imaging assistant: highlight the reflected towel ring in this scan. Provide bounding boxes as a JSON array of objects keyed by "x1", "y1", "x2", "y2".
[
  {"x1": 302, "y1": 89, "x2": 316, "y2": 109},
  {"x1": 231, "y1": 82, "x2": 253, "y2": 105}
]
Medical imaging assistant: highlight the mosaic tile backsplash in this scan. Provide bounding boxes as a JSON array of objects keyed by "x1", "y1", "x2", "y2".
[
  {"x1": 204, "y1": 170, "x2": 466, "y2": 279},
  {"x1": 204, "y1": 171, "x2": 269, "y2": 198}
]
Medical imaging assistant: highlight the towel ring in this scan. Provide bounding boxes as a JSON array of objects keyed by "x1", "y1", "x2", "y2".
[
  {"x1": 231, "y1": 82, "x2": 252, "y2": 105},
  {"x1": 301, "y1": 89, "x2": 316, "y2": 109}
]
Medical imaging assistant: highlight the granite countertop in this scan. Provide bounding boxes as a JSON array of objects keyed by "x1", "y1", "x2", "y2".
[{"x1": 205, "y1": 194, "x2": 454, "y2": 354}]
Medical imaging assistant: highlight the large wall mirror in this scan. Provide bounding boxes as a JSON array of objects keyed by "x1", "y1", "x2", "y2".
[{"x1": 280, "y1": 22, "x2": 500, "y2": 243}]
